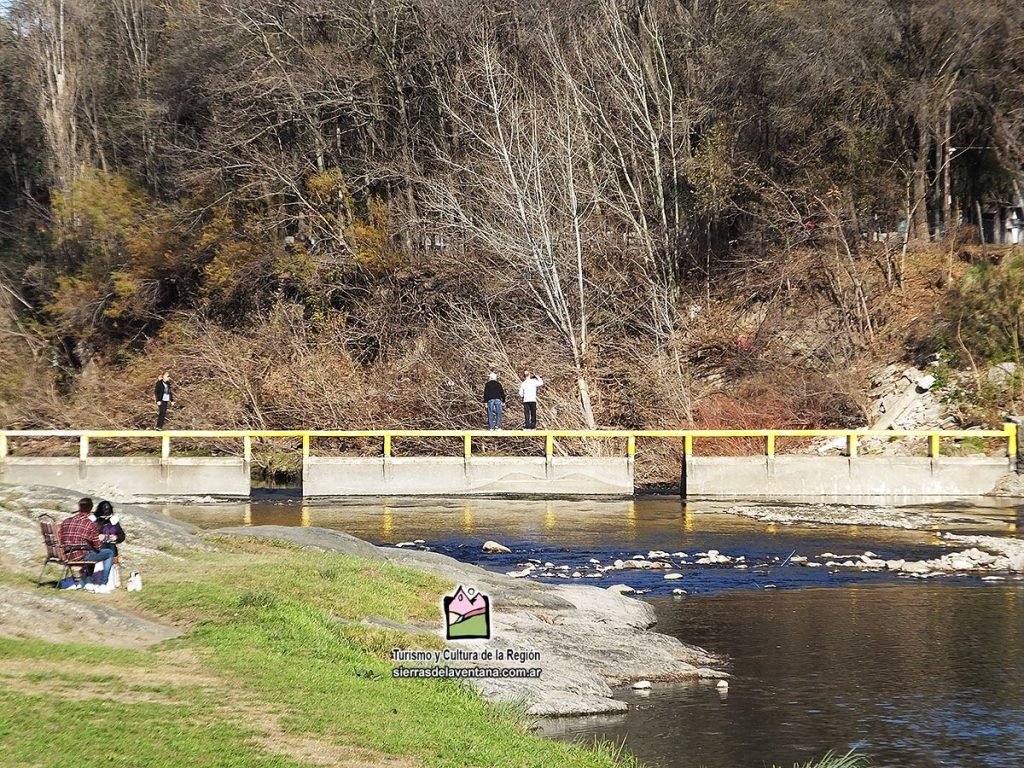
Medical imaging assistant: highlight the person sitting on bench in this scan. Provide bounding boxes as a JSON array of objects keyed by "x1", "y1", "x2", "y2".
[
  {"x1": 95, "y1": 501, "x2": 126, "y2": 557},
  {"x1": 59, "y1": 497, "x2": 116, "y2": 593}
]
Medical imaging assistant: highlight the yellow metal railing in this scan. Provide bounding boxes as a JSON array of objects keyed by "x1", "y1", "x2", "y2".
[{"x1": 0, "y1": 425, "x2": 1015, "y2": 460}]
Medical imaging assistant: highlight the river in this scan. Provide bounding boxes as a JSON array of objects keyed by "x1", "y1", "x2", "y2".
[{"x1": 156, "y1": 496, "x2": 1024, "y2": 767}]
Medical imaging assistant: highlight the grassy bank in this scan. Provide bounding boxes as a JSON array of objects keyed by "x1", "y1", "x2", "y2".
[{"x1": 0, "y1": 539, "x2": 639, "y2": 768}]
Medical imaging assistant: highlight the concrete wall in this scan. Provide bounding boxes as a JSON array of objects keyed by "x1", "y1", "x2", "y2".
[
  {"x1": 0, "y1": 456, "x2": 250, "y2": 498},
  {"x1": 302, "y1": 456, "x2": 634, "y2": 496},
  {"x1": 684, "y1": 455, "x2": 1012, "y2": 497},
  {"x1": 1, "y1": 452, "x2": 1009, "y2": 498}
]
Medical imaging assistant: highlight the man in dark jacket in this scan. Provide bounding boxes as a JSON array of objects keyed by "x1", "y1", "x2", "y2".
[
  {"x1": 155, "y1": 372, "x2": 174, "y2": 429},
  {"x1": 483, "y1": 372, "x2": 506, "y2": 430}
]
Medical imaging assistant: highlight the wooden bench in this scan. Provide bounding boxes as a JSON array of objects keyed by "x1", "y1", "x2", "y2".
[{"x1": 37, "y1": 514, "x2": 93, "y2": 588}]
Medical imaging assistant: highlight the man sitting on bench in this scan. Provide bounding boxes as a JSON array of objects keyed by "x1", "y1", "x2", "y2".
[{"x1": 59, "y1": 497, "x2": 116, "y2": 593}]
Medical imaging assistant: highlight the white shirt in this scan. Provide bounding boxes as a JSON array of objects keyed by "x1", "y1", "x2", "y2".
[{"x1": 518, "y1": 377, "x2": 543, "y2": 403}]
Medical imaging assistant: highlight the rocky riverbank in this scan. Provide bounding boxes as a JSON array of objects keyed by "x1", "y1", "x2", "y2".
[
  {"x1": 209, "y1": 525, "x2": 726, "y2": 715},
  {"x1": 0, "y1": 483, "x2": 724, "y2": 717},
  {"x1": 720, "y1": 501, "x2": 1024, "y2": 577}
]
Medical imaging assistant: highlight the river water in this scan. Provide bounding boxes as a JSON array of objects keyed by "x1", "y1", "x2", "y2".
[{"x1": 157, "y1": 496, "x2": 1024, "y2": 767}]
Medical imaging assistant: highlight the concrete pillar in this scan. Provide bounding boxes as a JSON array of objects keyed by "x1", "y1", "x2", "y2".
[{"x1": 1008, "y1": 417, "x2": 1024, "y2": 473}]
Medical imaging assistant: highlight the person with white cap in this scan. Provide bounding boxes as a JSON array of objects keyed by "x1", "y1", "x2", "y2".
[{"x1": 518, "y1": 370, "x2": 544, "y2": 429}]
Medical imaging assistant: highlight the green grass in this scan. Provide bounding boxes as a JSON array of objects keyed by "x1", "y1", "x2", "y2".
[
  {"x1": 3, "y1": 538, "x2": 866, "y2": 768},
  {"x1": 1, "y1": 540, "x2": 643, "y2": 768},
  {"x1": 0, "y1": 689, "x2": 307, "y2": 768}
]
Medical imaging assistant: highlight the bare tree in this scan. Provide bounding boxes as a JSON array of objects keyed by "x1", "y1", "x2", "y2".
[{"x1": 428, "y1": 37, "x2": 600, "y2": 427}]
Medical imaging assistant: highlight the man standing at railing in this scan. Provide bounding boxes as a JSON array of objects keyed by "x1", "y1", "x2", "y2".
[
  {"x1": 483, "y1": 372, "x2": 506, "y2": 430},
  {"x1": 518, "y1": 370, "x2": 544, "y2": 430},
  {"x1": 155, "y1": 371, "x2": 174, "y2": 429}
]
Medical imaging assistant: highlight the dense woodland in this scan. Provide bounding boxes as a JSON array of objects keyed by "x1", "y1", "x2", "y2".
[{"x1": 1, "y1": 0, "x2": 1024, "y2": 450}]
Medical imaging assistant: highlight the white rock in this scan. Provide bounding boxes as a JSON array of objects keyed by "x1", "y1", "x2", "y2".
[
  {"x1": 621, "y1": 559, "x2": 665, "y2": 570},
  {"x1": 671, "y1": 588, "x2": 687, "y2": 595},
  {"x1": 506, "y1": 569, "x2": 532, "y2": 578},
  {"x1": 632, "y1": 680, "x2": 652, "y2": 689},
  {"x1": 707, "y1": 549, "x2": 720, "y2": 557},
  {"x1": 716, "y1": 680, "x2": 729, "y2": 689},
  {"x1": 613, "y1": 559, "x2": 624, "y2": 569},
  {"x1": 482, "y1": 540, "x2": 511, "y2": 554},
  {"x1": 607, "y1": 584, "x2": 635, "y2": 595},
  {"x1": 790, "y1": 556, "x2": 808, "y2": 564},
  {"x1": 672, "y1": 552, "x2": 688, "y2": 558},
  {"x1": 413, "y1": 539, "x2": 425, "y2": 544},
  {"x1": 544, "y1": 562, "x2": 555, "y2": 568},
  {"x1": 589, "y1": 558, "x2": 601, "y2": 564},
  {"x1": 395, "y1": 542, "x2": 416, "y2": 548},
  {"x1": 556, "y1": 565, "x2": 570, "y2": 571},
  {"x1": 571, "y1": 571, "x2": 582, "y2": 578},
  {"x1": 631, "y1": 554, "x2": 646, "y2": 560},
  {"x1": 664, "y1": 573, "x2": 684, "y2": 580},
  {"x1": 648, "y1": 550, "x2": 670, "y2": 560}
]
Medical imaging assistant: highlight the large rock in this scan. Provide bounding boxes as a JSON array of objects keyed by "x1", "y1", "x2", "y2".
[
  {"x1": 987, "y1": 362, "x2": 1017, "y2": 388},
  {"x1": 0, "y1": 584, "x2": 180, "y2": 648},
  {"x1": 941, "y1": 534, "x2": 1024, "y2": 573},
  {"x1": 0, "y1": 483, "x2": 208, "y2": 577}
]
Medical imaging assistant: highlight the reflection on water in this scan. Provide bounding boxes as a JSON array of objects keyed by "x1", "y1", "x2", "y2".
[
  {"x1": 160, "y1": 496, "x2": 1021, "y2": 542},
  {"x1": 157, "y1": 497, "x2": 1021, "y2": 597},
  {"x1": 539, "y1": 585, "x2": 1024, "y2": 768}
]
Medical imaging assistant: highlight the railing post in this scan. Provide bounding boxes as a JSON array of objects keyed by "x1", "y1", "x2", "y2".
[
  {"x1": 626, "y1": 435, "x2": 636, "y2": 458},
  {"x1": 766, "y1": 433, "x2": 776, "y2": 457},
  {"x1": 383, "y1": 433, "x2": 392, "y2": 457},
  {"x1": 79, "y1": 435, "x2": 89, "y2": 462},
  {"x1": 929, "y1": 433, "x2": 940, "y2": 458},
  {"x1": 161, "y1": 435, "x2": 171, "y2": 460},
  {"x1": 545, "y1": 434, "x2": 554, "y2": 458},
  {"x1": 684, "y1": 434, "x2": 693, "y2": 455},
  {"x1": 0, "y1": 433, "x2": 7, "y2": 460},
  {"x1": 847, "y1": 433, "x2": 858, "y2": 458},
  {"x1": 463, "y1": 433, "x2": 472, "y2": 459},
  {"x1": 1007, "y1": 422, "x2": 1018, "y2": 460},
  {"x1": 243, "y1": 435, "x2": 252, "y2": 464},
  {"x1": 302, "y1": 433, "x2": 310, "y2": 461}
]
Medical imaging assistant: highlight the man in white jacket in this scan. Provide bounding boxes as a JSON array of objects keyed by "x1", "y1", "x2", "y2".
[{"x1": 518, "y1": 370, "x2": 544, "y2": 429}]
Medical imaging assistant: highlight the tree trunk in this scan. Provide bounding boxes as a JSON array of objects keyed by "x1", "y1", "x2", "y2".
[
  {"x1": 576, "y1": 373, "x2": 597, "y2": 430},
  {"x1": 911, "y1": 128, "x2": 931, "y2": 241}
]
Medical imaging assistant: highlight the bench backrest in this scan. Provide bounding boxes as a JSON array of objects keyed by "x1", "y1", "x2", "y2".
[{"x1": 39, "y1": 515, "x2": 69, "y2": 562}]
